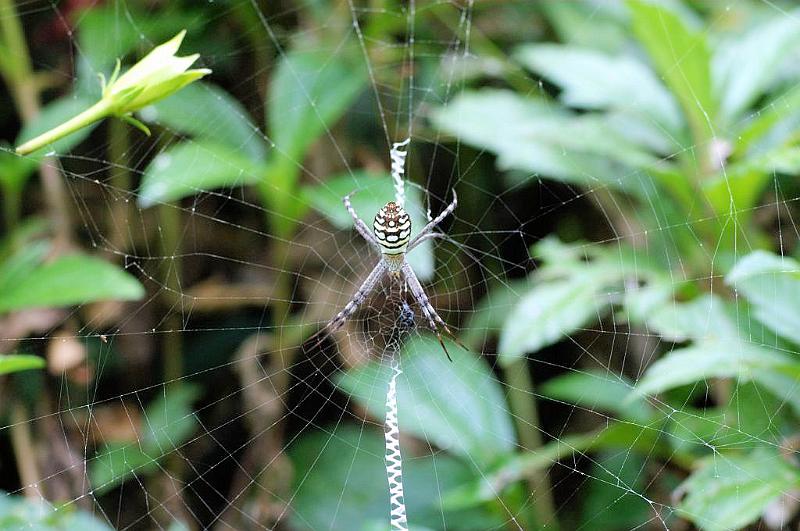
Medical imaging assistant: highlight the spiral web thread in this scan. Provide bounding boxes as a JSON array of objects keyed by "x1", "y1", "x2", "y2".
[{"x1": 390, "y1": 138, "x2": 410, "y2": 207}]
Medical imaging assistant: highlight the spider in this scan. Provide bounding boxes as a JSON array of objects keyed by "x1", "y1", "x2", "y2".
[{"x1": 310, "y1": 191, "x2": 461, "y2": 361}]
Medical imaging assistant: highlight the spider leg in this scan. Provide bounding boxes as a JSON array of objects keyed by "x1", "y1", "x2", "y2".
[
  {"x1": 344, "y1": 192, "x2": 381, "y2": 253},
  {"x1": 305, "y1": 260, "x2": 387, "y2": 351},
  {"x1": 408, "y1": 190, "x2": 457, "y2": 250},
  {"x1": 401, "y1": 262, "x2": 462, "y2": 362},
  {"x1": 407, "y1": 231, "x2": 446, "y2": 251}
]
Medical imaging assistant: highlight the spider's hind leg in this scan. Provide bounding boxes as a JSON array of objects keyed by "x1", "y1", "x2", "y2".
[{"x1": 401, "y1": 262, "x2": 464, "y2": 362}]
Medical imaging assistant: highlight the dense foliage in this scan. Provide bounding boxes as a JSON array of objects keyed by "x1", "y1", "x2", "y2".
[{"x1": 2, "y1": 1, "x2": 800, "y2": 530}]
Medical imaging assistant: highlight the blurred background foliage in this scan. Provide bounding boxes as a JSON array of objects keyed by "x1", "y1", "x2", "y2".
[{"x1": 2, "y1": 0, "x2": 800, "y2": 530}]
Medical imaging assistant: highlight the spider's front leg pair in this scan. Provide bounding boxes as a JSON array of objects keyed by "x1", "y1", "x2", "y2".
[{"x1": 307, "y1": 191, "x2": 461, "y2": 361}]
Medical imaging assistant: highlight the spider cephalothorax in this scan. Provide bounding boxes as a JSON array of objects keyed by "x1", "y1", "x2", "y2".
[{"x1": 308, "y1": 191, "x2": 461, "y2": 361}]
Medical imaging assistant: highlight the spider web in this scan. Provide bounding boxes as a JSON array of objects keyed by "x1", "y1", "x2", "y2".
[{"x1": 1, "y1": 1, "x2": 800, "y2": 530}]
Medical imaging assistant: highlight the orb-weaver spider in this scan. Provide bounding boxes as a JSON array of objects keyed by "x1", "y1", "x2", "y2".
[{"x1": 310, "y1": 191, "x2": 460, "y2": 360}]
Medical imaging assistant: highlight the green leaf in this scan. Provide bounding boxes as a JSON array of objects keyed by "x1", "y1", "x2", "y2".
[
  {"x1": 540, "y1": 370, "x2": 651, "y2": 422},
  {"x1": 268, "y1": 47, "x2": 366, "y2": 163},
  {"x1": 0, "y1": 355, "x2": 45, "y2": 375},
  {"x1": 90, "y1": 385, "x2": 200, "y2": 493},
  {"x1": 138, "y1": 140, "x2": 266, "y2": 207},
  {"x1": 443, "y1": 422, "x2": 672, "y2": 510},
  {"x1": 263, "y1": 46, "x2": 366, "y2": 238},
  {"x1": 677, "y1": 448, "x2": 800, "y2": 531},
  {"x1": 139, "y1": 384, "x2": 201, "y2": 451},
  {"x1": 734, "y1": 85, "x2": 800, "y2": 156},
  {"x1": 0, "y1": 255, "x2": 144, "y2": 314},
  {"x1": 514, "y1": 44, "x2": 683, "y2": 137},
  {"x1": 142, "y1": 82, "x2": 266, "y2": 161},
  {"x1": 16, "y1": 94, "x2": 97, "y2": 156},
  {"x1": 288, "y1": 424, "x2": 504, "y2": 531},
  {"x1": 628, "y1": 0, "x2": 715, "y2": 144},
  {"x1": 666, "y1": 407, "x2": 752, "y2": 455},
  {"x1": 703, "y1": 146, "x2": 800, "y2": 215},
  {"x1": 463, "y1": 279, "x2": 533, "y2": 348},
  {"x1": 646, "y1": 294, "x2": 739, "y2": 343},
  {"x1": 0, "y1": 239, "x2": 51, "y2": 292},
  {"x1": 726, "y1": 251, "x2": 800, "y2": 345},
  {"x1": 713, "y1": 11, "x2": 800, "y2": 122},
  {"x1": 632, "y1": 339, "x2": 799, "y2": 398},
  {"x1": 498, "y1": 279, "x2": 610, "y2": 364},
  {"x1": 301, "y1": 171, "x2": 435, "y2": 280},
  {"x1": 580, "y1": 452, "x2": 652, "y2": 529},
  {"x1": 432, "y1": 89, "x2": 656, "y2": 190},
  {"x1": 538, "y1": 2, "x2": 629, "y2": 53},
  {"x1": 0, "y1": 145, "x2": 37, "y2": 193},
  {"x1": 498, "y1": 238, "x2": 667, "y2": 364},
  {"x1": 89, "y1": 443, "x2": 161, "y2": 494},
  {"x1": 336, "y1": 336, "x2": 515, "y2": 467}
]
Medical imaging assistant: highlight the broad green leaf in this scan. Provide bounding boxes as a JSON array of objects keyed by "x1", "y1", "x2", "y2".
[
  {"x1": 515, "y1": 44, "x2": 683, "y2": 137},
  {"x1": 539, "y1": 1, "x2": 629, "y2": 53},
  {"x1": 139, "y1": 384, "x2": 201, "y2": 451},
  {"x1": 666, "y1": 407, "x2": 752, "y2": 455},
  {"x1": 432, "y1": 90, "x2": 655, "y2": 191},
  {"x1": 628, "y1": 0, "x2": 715, "y2": 144},
  {"x1": 138, "y1": 140, "x2": 266, "y2": 207},
  {"x1": 268, "y1": 47, "x2": 366, "y2": 163},
  {"x1": 726, "y1": 251, "x2": 800, "y2": 345},
  {"x1": 677, "y1": 448, "x2": 800, "y2": 531},
  {"x1": 0, "y1": 491, "x2": 113, "y2": 530},
  {"x1": 580, "y1": 452, "x2": 651, "y2": 529},
  {"x1": 713, "y1": 11, "x2": 800, "y2": 122},
  {"x1": 442, "y1": 422, "x2": 672, "y2": 510},
  {"x1": 499, "y1": 238, "x2": 666, "y2": 364},
  {"x1": 142, "y1": 82, "x2": 266, "y2": 161},
  {"x1": 0, "y1": 240, "x2": 51, "y2": 294},
  {"x1": 463, "y1": 279, "x2": 532, "y2": 348},
  {"x1": 646, "y1": 294, "x2": 738, "y2": 343},
  {"x1": 498, "y1": 279, "x2": 610, "y2": 365},
  {"x1": 703, "y1": 146, "x2": 800, "y2": 215},
  {"x1": 734, "y1": 84, "x2": 800, "y2": 156},
  {"x1": 336, "y1": 336, "x2": 515, "y2": 467},
  {"x1": 90, "y1": 385, "x2": 199, "y2": 493},
  {"x1": 0, "y1": 354, "x2": 45, "y2": 375},
  {"x1": 288, "y1": 425, "x2": 504, "y2": 531},
  {"x1": 302, "y1": 171, "x2": 435, "y2": 280},
  {"x1": 16, "y1": 94, "x2": 97, "y2": 157},
  {"x1": 632, "y1": 340, "x2": 799, "y2": 398},
  {"x1": 0, "y1": 255, "x2": 144, "y2": 314},
  {"x1": 90, "y1": 443, "x2": 161, "y2": 494},
  {"x1": 540, "y1": 370, "x2": 651, "y2": 422}
]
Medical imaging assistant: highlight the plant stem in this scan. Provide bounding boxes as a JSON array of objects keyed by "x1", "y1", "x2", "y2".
[
  {"x1": 158, "y1": 201, "x2": 183, "y2": 386},
  {"x1": 3, "y1": 184, "x2": 20, "y2": 234},
  {"x1": 10, "y1": 403, "x2": 41, "y2": 500},
  {"x1": 107, "y1": 117, "x2": 132, "y2": 253},
  {"x1": 0, "y1": 0, "x2": 72, "y2": 248},
  {"x1": 15, "y1": 99, "x2": 113, "y2": 155},
  {"x1": 503, "y1": 359, "x2": 558, "y2": 529}
]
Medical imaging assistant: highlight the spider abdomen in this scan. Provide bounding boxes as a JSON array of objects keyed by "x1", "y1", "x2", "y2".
[{"x1": 374, "y1": 201, "x2": 411, "y2": 256}]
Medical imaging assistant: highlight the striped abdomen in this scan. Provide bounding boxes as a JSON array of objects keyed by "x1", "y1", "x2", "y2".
[{"x1": 374, "y1": 201, "x2": 411, "y2": 256}]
